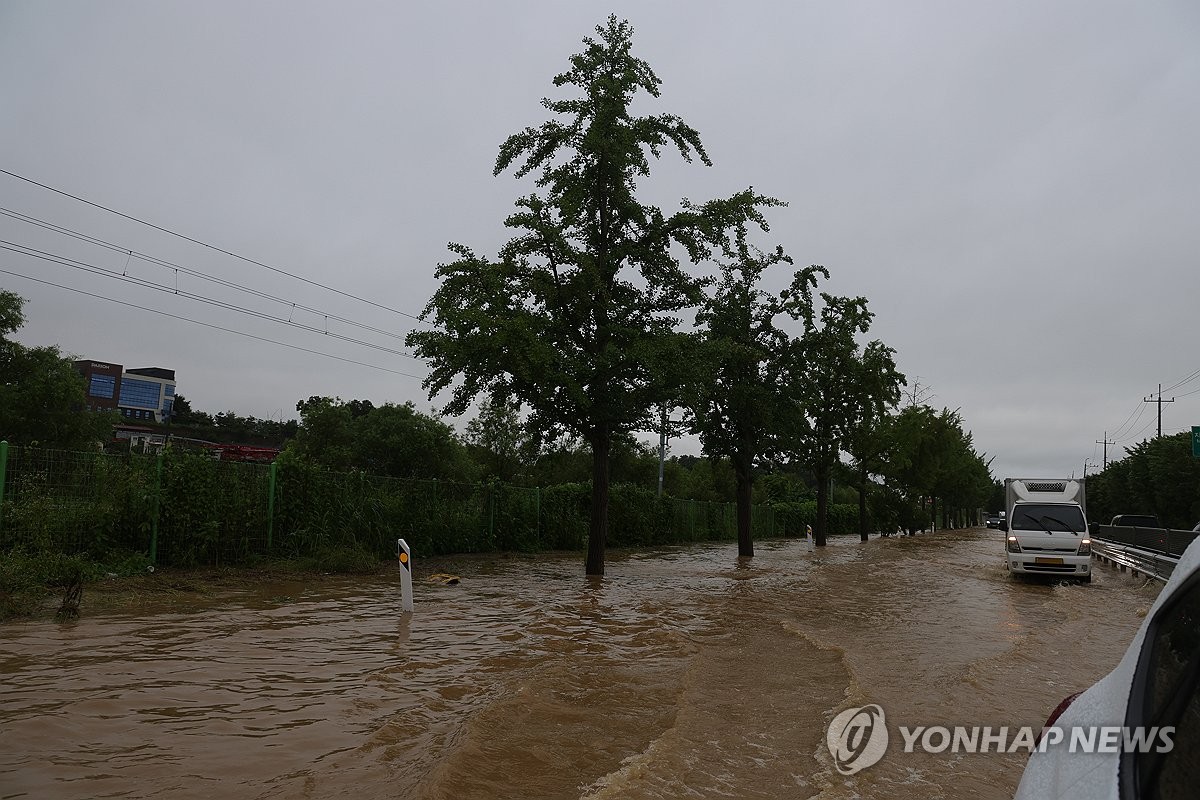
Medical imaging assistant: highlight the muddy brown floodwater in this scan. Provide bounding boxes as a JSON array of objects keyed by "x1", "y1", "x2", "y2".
[{"x1": 1, "y1": 528, "x2": 1161, "y2": 799}]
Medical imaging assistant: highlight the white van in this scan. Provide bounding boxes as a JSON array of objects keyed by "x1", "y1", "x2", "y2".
[{"x1": 1001, "y1": 478, "x2": 1092, "y2": 582}]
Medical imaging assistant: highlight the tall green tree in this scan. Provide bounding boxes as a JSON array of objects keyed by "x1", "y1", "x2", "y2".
[
  {"x1": 844, "y1": 415, "x2": 896, "y2": 541},
  {"x1": 407, "y1": 17, "x2": 780, "y2": 574},
  {"x1": 465, "y1": 395, "x2": 530, "y2": 482},
  {"x1": 0, "y1": 289, "x2": 115, "y2": 447},
  {"x1": 782, "y1": 293, "x2": 902, "y2": 546},
  {"x1": 881, "y1": 404, "x2": 992, "y2": 530},
  {"x1": 930, "y1": 415, "x2": 992, "y2": 527},
  {"x1": 692, "y1": 238, "x2": 824, "y2": 556}
]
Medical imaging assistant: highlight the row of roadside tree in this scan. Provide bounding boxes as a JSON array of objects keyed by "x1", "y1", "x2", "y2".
[{"x1": 403, "y1": 16, "x2": 1000, "y2": 572}]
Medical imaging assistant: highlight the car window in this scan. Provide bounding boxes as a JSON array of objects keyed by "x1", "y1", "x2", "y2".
[
  {"x1": 1011, "y1": 505, "x2": 1086, "y2": 532},
  {"x1": 1115, "y1": 516, "x2": 1160, "y2": 528},
  {"x1": 1121, "y1": 570, "x2": 1200, "y2": 799}
]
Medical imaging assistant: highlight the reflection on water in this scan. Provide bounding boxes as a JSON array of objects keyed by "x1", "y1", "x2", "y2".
[{"x1": 0, "y1": 530, "x2": 1158, "y2": 799}]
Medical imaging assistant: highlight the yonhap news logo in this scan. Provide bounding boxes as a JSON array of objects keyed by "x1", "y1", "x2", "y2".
[
  {"x1": 825, "y1": 703, "x2": 1175, "y2": 775},
  {"x1": 826, "y1": 704, "x2": 889, "y2": 775}
]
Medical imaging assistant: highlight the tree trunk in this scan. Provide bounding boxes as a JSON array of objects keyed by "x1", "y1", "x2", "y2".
[
  {"x1": 735, "y1": 464, "x2": 753, "y2": 557},
  {"x1": 586, "y1": 429, "x2": 611, "y2": 576},
  {"x1": 858, "y1": 464, "x2": 869, "y2": 542},
  {"x1": 814, "y1": 468, "x2": 829, "y2": 547}
]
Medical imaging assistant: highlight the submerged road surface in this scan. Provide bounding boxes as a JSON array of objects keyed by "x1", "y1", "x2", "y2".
[{"x1": 0, "y1": 528, "x2": 1160, "y2": 799}]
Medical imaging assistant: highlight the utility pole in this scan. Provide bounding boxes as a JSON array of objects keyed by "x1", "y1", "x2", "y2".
[
  {"x1": 1143, "y1": 384, "x2": 1175, "y2": 438},
  {"x1": 1095, "y1": 432, "x2": 1115, "y2": 468}
]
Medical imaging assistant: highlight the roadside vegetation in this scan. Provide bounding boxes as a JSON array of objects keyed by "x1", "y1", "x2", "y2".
[{"x1": 1086, "y1": 431, "x2": 1200, "y2": 529}]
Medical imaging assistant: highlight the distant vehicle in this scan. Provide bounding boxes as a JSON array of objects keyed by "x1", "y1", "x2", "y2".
[
  {"x1": 1109, "y1": 514, "x2": 1162, "y2": 528},
  {"x1": 1014, "y1": 534, "x2": 1200, "y2": 798},
  {"x1": 1001, "y1": 478, "x2": 1092, "y2": 582},
  {"x1": 986, "y1": 515, "x2": 1002, "y2": 529}
]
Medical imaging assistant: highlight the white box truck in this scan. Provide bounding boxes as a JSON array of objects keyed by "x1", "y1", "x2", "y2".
[{"x1": 1001, "y1": 478, "x2": 1092, "y2": 582}]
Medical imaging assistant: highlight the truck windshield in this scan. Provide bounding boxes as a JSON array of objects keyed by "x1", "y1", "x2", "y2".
[{"x1": 1011, "y1": 504, "x2": 1086, "y2": 533}]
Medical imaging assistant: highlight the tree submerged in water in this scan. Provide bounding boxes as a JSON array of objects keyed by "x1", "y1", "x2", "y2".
[{"x1": 408, "y1": 16, "x2": 781, "y2": 574}]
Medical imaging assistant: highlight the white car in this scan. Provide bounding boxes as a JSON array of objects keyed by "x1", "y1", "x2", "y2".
[{"x1": 1014, "y1": 535, "x2": 1199, "y2": 798}]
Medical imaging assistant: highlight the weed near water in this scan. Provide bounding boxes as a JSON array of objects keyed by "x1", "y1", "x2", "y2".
[
  {"x1": 0, "y1": 544, "x2": 391, "y2": 622},
  {"x1": 0, "y1": 547, "x2": 97, "y2": 619}
]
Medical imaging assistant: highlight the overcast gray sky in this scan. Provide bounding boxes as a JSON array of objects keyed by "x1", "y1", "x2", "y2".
[{"x1": 2, "y1": 1, "x2": 1198, "y2": 480}]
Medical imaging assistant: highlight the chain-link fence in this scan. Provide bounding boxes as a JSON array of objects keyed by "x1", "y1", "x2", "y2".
[{"x1": 1, "y1": 442, "x2": 802, "y2": 568}]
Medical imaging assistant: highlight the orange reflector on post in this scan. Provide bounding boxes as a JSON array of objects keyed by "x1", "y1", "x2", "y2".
[{"x1": 396, "y1": 538, "x2": 413, "y2": 613}]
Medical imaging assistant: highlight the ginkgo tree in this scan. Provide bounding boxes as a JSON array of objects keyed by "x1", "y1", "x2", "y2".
[
  {"x1": 691, "y1": 237, "x2": 826, "y2": 557},
  {"x1": 407, "y1": 17, "x2": 781, "y2": 575},
  {"x1": 781, "y1": 293, "x2": 903, "y2": 546}
]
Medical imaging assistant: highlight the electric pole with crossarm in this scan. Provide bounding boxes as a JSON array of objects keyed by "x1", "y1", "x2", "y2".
[{"x1": 1143, "y1": 384, "x2": 1175, "y2": 438}]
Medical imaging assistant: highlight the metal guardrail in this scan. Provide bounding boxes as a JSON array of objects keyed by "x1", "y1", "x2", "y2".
[
  {"x1": 1089, "y1": 525, "x2": 1196, "y2": 583},
  {"x1": 1091, "y1": 525, "x2": 1198, "y2": 558},
  {"x1": 1090, "y1": 539, "x2": 1177, "y2": 582}
]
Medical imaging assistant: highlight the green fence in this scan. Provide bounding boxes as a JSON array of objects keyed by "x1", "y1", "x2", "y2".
[{"x1": 0, "y1": 442, "x2": 849, "y2": 569}]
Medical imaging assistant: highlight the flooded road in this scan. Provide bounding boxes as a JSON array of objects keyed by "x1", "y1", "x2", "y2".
[{"x1": 1, "y1": 529, "x2": 1160, "y2": 799}]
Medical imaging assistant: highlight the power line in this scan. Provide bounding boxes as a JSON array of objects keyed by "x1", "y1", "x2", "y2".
[
  {"x1": 1123, "y1": 416, "x2": 1158, "y2": 446},
  {"x1": 1, "y1": 240, "x2": 421, "y2": 361},
  {"x1": 1109, "y1": 400, "x2": 1147, "y2": 442},
  {"x1": 0, "y1": 268, "x2": 425, "y2": 379},
  {"x1": 1162, "y1": 366, "x2": 1200, "y2": 394},
  {"x1": 0, "y1": 167, "x2": 428, "y2": 323},
  {"x1": 0, "y1": 206, "x2": 417, "y2": 342},
  {"x1": 1175, "y1": 384, "x2": 1200, "y2": 400}
]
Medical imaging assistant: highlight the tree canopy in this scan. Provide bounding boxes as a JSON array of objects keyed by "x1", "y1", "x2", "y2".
[
  {"x1": 286, "y1": 396, "x2": 477, "y2": 482},
  {"x1": 877, "y1": 403, "x2": 994, "y2": 531},
  {"x1": 1088, "y1": 432, "x2": 1200, "y2": 529},
  {"x1": 0, "y1": 289, "x2": 114, "y2": 448}
]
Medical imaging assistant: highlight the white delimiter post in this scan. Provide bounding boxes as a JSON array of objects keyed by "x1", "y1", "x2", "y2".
[{"x1": 396, "y1": 538, "x2": 414, "y2": 613}]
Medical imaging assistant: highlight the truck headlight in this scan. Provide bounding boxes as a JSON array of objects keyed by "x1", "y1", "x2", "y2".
[
  {"x1": 1077, "y1": 538, "x2": 1091, "y2": 556},
  {"x1": 1007, "y1": 535, "x2": 1022, "y2": 553}
]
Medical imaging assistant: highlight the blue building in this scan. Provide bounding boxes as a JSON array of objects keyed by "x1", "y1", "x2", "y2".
[{"x1": 75, "y1": 361, "x2": 177, "y2": 423}]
